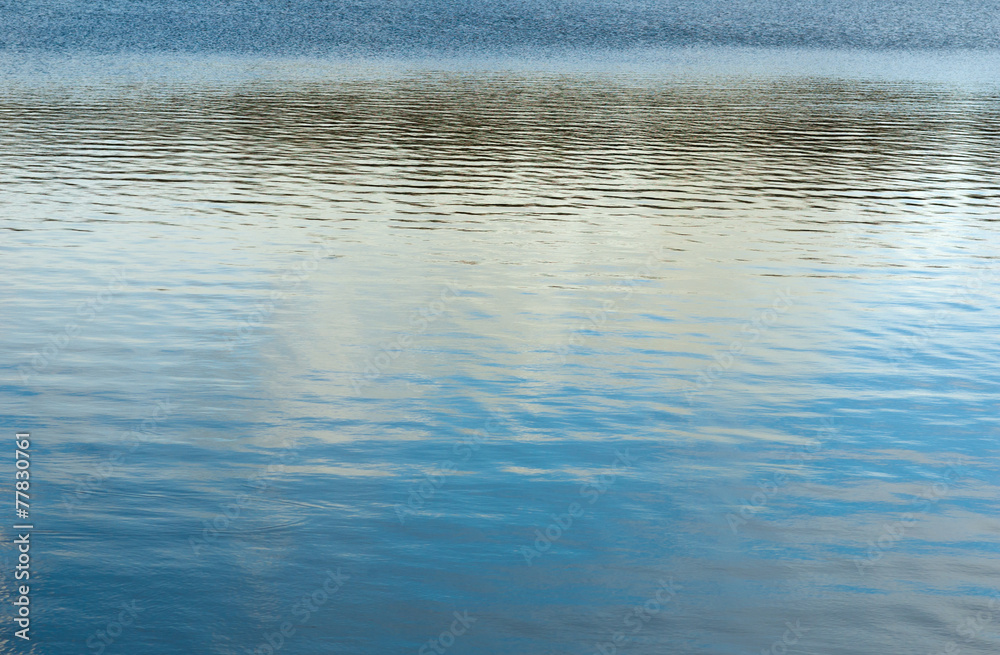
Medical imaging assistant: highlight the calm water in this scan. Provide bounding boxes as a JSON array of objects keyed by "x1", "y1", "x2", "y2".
[
  {"x1": 4, "y1": 0, "x2": 1000, "y2": 51},
  {"x1": 2, "y1": 51, "x2": 1000, "y2": 655}
]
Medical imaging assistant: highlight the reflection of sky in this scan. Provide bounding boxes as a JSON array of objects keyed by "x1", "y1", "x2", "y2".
[
  {"x1": 4, "y1": 48, "x2": 1000, "y2": 88},
  {"x1": 1, "y1": 57, "x2": 999, "y2": 654}
]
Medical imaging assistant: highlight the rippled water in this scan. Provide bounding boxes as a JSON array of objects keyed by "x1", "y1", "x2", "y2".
[{"x1": 2, "y1": 52, "x2": 1000, "y2": 655}]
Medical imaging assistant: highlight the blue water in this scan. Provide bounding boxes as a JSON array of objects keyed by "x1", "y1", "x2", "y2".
[
  {"x1": 2, "y1": 47, "x2": 1000, "y2": 655},
  {"x1": 3, "y1": 0, "x2": 1000, "y2": 52}
]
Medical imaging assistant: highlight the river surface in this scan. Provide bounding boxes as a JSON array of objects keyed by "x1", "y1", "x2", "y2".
[{"x1": 1, "y1": 50, "x2": 999, "y2": 655}]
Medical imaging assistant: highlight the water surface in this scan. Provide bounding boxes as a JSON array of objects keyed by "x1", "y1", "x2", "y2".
[{"x1": 1, "y1": 52, "x2": 999, "y2": 655}]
